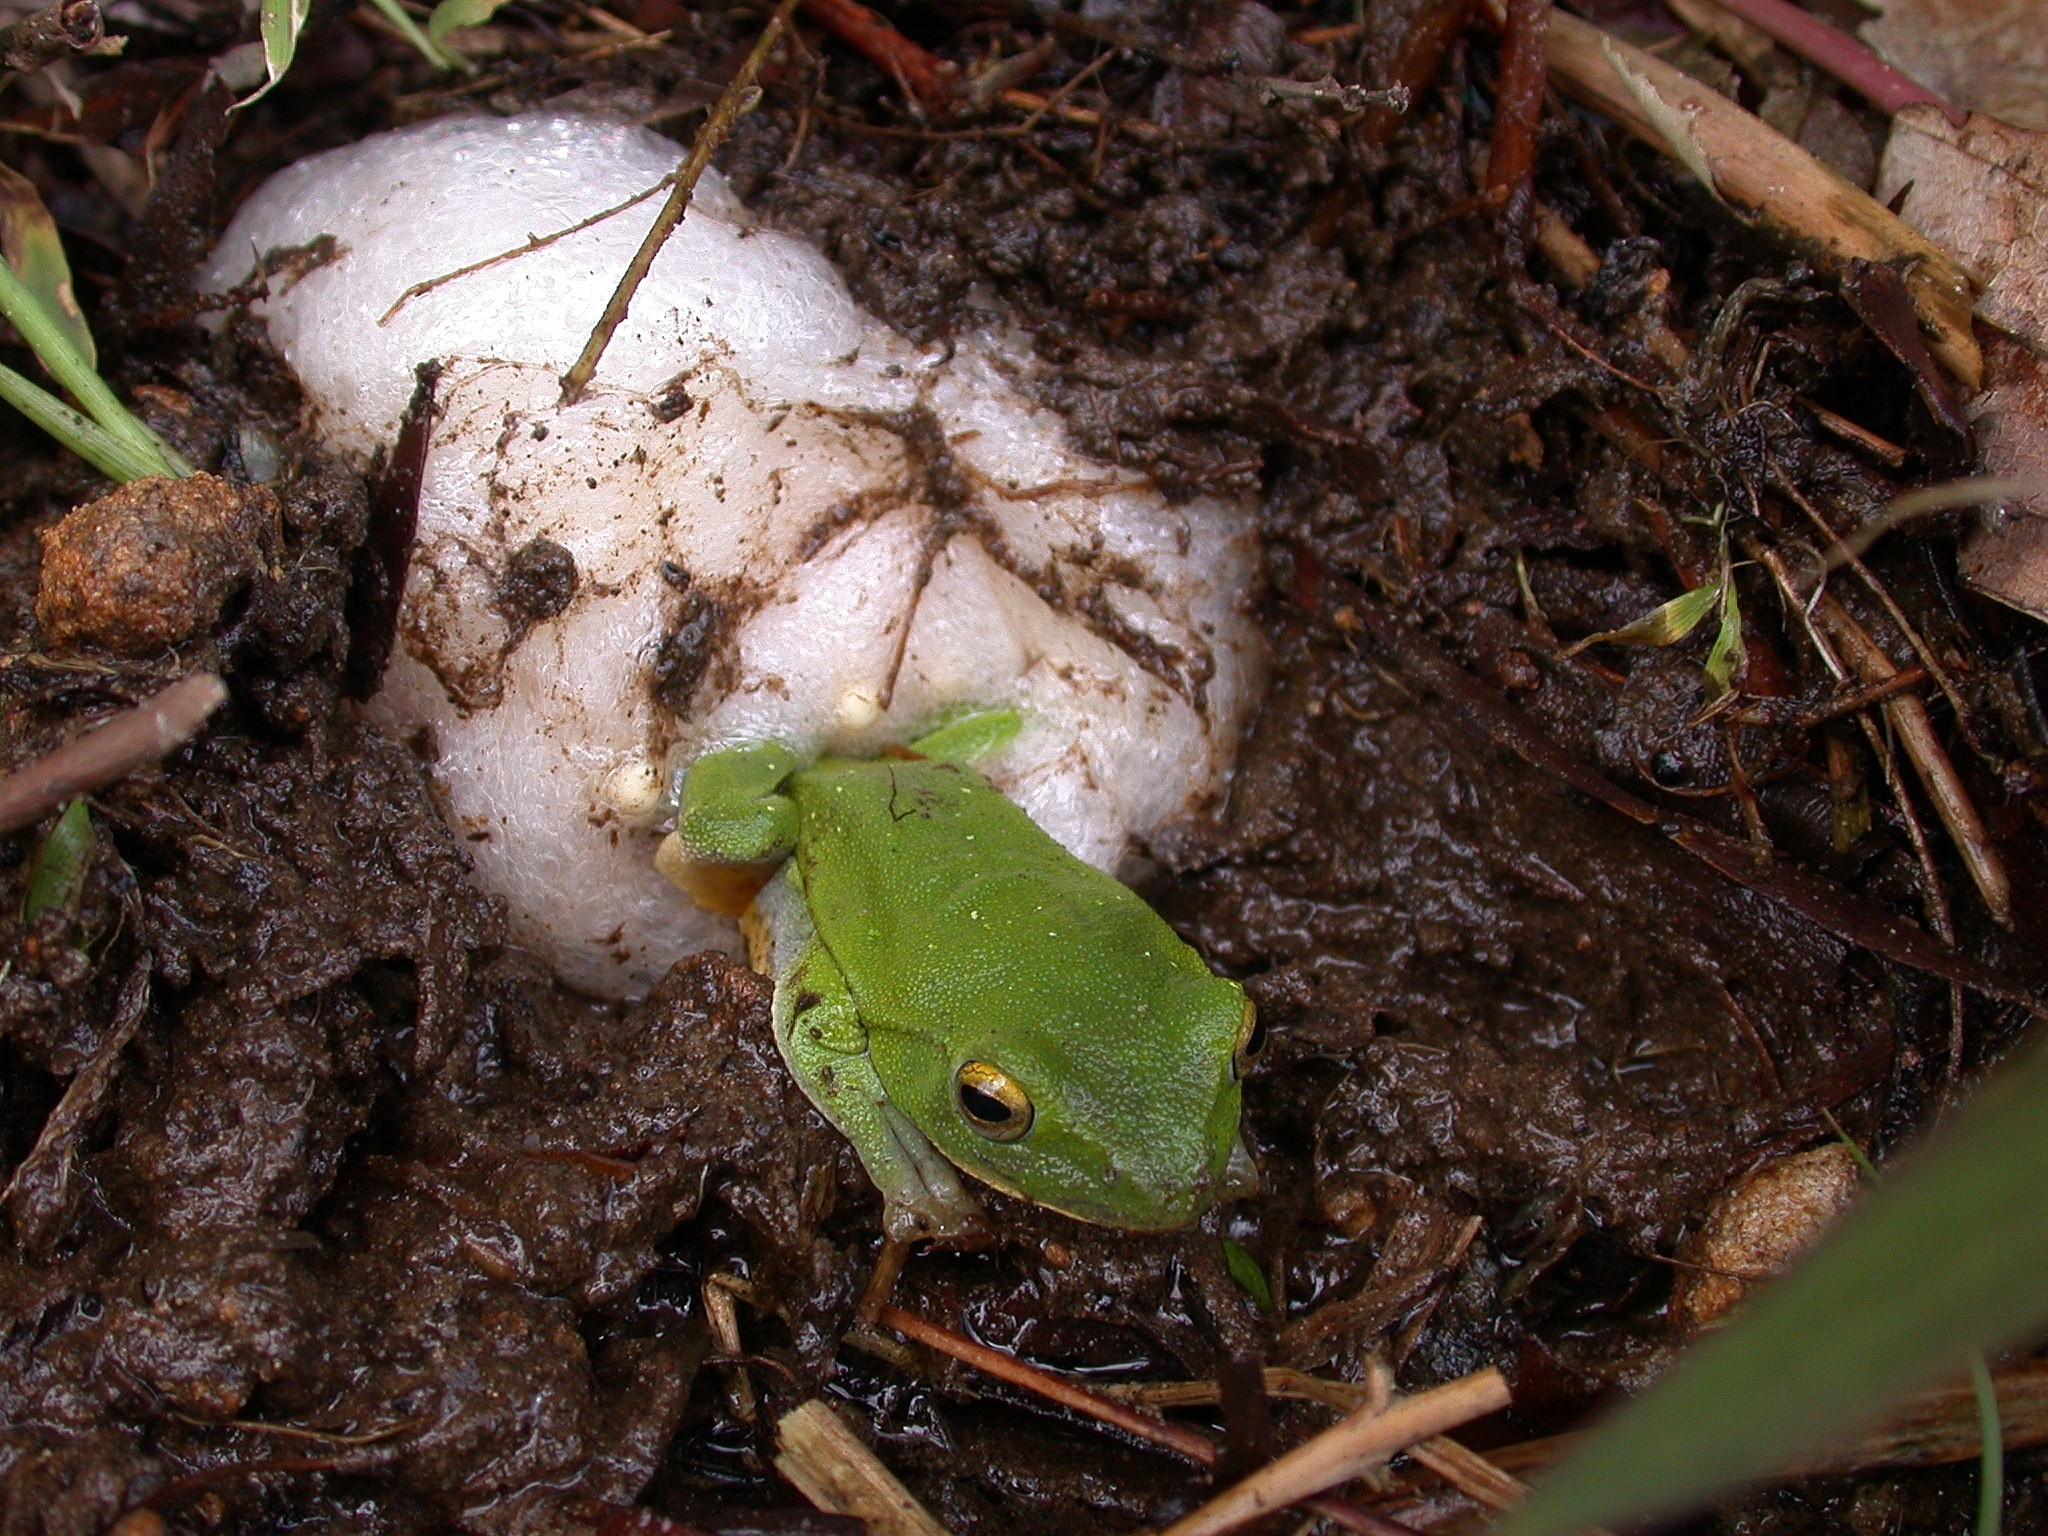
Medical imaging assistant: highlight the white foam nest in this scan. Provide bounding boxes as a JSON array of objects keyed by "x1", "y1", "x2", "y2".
[{"x1": 202, "y1": 112, "x2": 1263, "y2": 998}]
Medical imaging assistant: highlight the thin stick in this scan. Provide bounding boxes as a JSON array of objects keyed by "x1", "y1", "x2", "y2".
[
  {"x1": 1815, "y1": 593, "x2": 2012, "y2": 929},
  {"x1": 774, "y1": 1400, "x2": 953, "y2": 1536},
  {"x1": 1154, "y1": 1371, "x2": 1512, "y2": 1536},
  {"x1": 379, "y1": 179, "x2": 674, "y2": 325},
  {"x1": 557, "y1": 0, "x2": 799, "y2": 405},
  {"x1": 0, "y1": 673, "x2": 226, "y2": 837},
  {"x1": 1, "y1": 956, "x2": 148, "y2": 1247}
]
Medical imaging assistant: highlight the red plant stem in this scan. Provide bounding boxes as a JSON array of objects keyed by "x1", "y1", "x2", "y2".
[
  {"x1": 880, "y1": 1304, "x2": 1216, "y2": 1460},
  {"x1": 1487, "y1": 0, "x2": 1550, "y2": 235},
  {"x1": 876, "y1": 1306, "x2": 1426, "y2": 1536},
  {"x1": 799, "y1": 0, "x2": 956, "y2": 106},
  {"x1": 1701, "y1": 0, "x2": 1964, "y2": 124}
]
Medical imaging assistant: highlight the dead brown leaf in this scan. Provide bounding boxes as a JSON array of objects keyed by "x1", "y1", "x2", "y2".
[
  {"x1": 1879, "y1": 106, "x2": 2048, "y2": 617},
  {"x1": 1864, "y1": 0, "x2": 2048, "y2": 131}
]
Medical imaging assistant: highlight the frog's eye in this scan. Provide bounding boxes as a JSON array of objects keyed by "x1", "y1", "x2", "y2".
[
  {"x1": 1232, "y1": 996, "x2": 1266, "y2": 1079},
  {"x1": 956, "y1": 1062, "x2": 1033, "y2": 1141}
]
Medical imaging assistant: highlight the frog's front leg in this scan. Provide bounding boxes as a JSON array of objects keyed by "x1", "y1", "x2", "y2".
[
  {"x1": 749, "y1": 866, "x2": 986, "y2": 1243},
  {"x1": 656, "y1": 742, "x2": 804, "y2": 916}
]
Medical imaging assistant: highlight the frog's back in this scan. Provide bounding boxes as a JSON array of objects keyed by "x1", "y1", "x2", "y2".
[{"x1": 786, "y1": 756, "x2": 1213, "y2": 1052}]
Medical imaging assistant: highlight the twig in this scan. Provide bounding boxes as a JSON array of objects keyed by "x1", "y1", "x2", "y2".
[
  {"x1": 0, "y1": 0, "x2": 101, "y2": 73},
  {"x1": 1686, "y1": 0, "x2": 1963, "y2": 123},
  {"x1": 379, "y1": 180, "x2": 674, "y2": 325},
  {"x1": 703, "y1": 1274, "x2": 758, "y2": 1424},
  {"x1": 558, "y1": 0, "x2": 799, "y2": 405},
  {"x1": 0, "y1": 673, "x2": 226, "y2": 837},
  {"x1": 1154, "y1": 1371, "x2": 1513, "y2": 1536},
  {"x1": 1406, "y1": 1433, "x2": 1531, "y2": 1512},
  {"x1": 1255, "y1": 77, "x2": 1408, "y2": 115},
  {"x1": 1750, "y1": 540, "x2": 1971, "y2": 1069},
  {"x1": 774, "y1": 1400, "x2": 953, "y2": 1536}
]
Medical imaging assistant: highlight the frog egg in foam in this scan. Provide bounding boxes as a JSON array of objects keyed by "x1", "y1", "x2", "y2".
[{"x1": 202, "y1": 113, "x2": 1263, "y2": 998}]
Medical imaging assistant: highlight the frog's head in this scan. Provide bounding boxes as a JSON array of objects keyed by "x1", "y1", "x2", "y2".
[{"x1": 869, "y1": 971, "x2": 1263, "y2": 1230}]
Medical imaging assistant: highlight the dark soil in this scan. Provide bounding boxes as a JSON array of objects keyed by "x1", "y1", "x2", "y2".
[{"x1": 1, "y1": 2, "x2": 2043, "y2": 1534}]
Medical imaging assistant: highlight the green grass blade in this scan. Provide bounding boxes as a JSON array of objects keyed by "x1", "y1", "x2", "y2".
[
  {"x1": 427, "y1": 0, "x2": 511, "y2": 40},
  {"x1": 1704, "y1": 567, "x2": 1745, "y2": 697},
  {"x1": 1971, "y1": 1354, "x2": 2003, "y2": 1536},
  {"x1": 0, "y1": 164, "x2": 95, "y2": 368},
  {"x1": 1498, "y1": 1032, "x2": 2048, "y2": 1536},
  {"x1": 241, "y1": 0, "x2": 312, "y2": 106},
  {"x1": 1223, "y1": 1237, "x2": 1277, "y2": 1318},
  {"x1": 1560, "y1": 581, "x2": 1721, "y2": 658},
  {"x1": 363, "y1": 0, "x2": 472, "y2": 72},
  {"x1": 0, "y1": 256, "x2": 189, "y2": 478},
  {"x1": 0, "y1": 360, "x2": 168, "y2": 482}
]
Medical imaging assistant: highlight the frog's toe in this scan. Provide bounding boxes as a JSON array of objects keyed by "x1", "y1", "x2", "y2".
[{"x1": 877, "y1": 1102, "x2": 987, "y2": 1242}]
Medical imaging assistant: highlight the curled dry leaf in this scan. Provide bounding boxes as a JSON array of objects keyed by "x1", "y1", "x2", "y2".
[
  {"x1": 1879, "y1": 107, "x2": 2048, "y2": 617},
  {"x1": 1863, "y1": 0, "x2": 2048, "y2": 131}
]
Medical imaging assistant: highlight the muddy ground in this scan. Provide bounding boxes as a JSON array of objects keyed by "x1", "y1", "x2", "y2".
[{"x1": 2, "y1": 1, "x2": 2044, "y2": 1533}]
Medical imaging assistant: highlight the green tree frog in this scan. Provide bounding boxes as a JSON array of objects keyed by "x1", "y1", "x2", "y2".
[{"x1": 655, "y1": 711, "x2": 1263, "y2": 1240}]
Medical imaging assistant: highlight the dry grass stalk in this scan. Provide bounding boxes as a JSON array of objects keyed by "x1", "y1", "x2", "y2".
[
  {"x1": 1539, "y1": 8, "x2": 1981, "y2": 389},
  {"x1": 1151, "y1": 1370, "x2": 1512, "y2": 1536},
  {"x1": 774, "y1": 1399, "x2": 953, "y2": 1536},
  {"x1": 1811, "y1": 594, "x2": 2013, "y2": 927}
]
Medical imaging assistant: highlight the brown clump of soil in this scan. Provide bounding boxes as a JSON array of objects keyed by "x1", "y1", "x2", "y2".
[
  {"x1": 36, "y1": 473, "x2": 277, "y2": 655},
  {"x1": 1, "y1": 3, "x2": 2044, "y2": 1535}
]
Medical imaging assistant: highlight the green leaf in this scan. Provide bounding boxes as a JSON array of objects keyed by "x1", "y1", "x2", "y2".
[
  {"x1": 1222, "y1": 1237, "x2": 1276, "y2": 1318},
  {"x1": 427, "y1": 0, "x2": 511, "y2": 40},
  {"x1": 363, "y1": 0, "x2": 472, "y2": 73},
  {"x1": 23, "y1": 799, "x2": 93, "y2": 925},
  {"x1": 0, "y1": 250, "x2": 189, "y2": 480},
  {"x1": 1561, "y1": 581, "x2": 1721, "y2": 658},
  {"x1": 0, "y1": 164, "x2": 94, "y2": 369},
  {"x1": 244, "y1": 0, "x2": 313, "y2": 106},
  {"x1": 1704, "y1": 572, "x2": 1745, "y2": 697},
  {"x1": 0, "y1": 361, "x2": 170, "y2": 482},
  {"x1": 1498, "y1": 1029, "x2": 2048, "y2": 1536}
]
